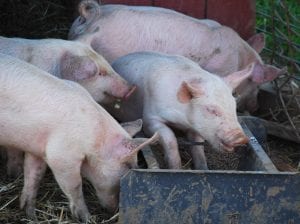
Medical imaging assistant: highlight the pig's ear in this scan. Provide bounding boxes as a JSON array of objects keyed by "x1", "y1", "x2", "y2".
[
  {"x1": 60, "y1": 53, "x2": 98, "y2": 81},
  {"x1": 177, "y1": 80, "x2": 204, "y2": 103},
  {"x1": 223, "y1": 63, "x2": 255, "y2": 90},
  {"x1": 247, "y1": 33, "x2": 265, "y2": 54},
  {"x1": 121, "y1": 132, "x2": 159, "y2": 162},
  {"x1": 121, "y1": 119, "x2": 143, "y2": 137},
  {"x1": 251, "y1": 63, "x2": 286, "y2": 84},
  {"x1": 78, "y1": 0, "x2": 101, "y2": 20}
]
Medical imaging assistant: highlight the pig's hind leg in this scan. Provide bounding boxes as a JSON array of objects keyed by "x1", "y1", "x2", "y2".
[
  {"x1": 187, "y1": 131, "x2": 208, "y2": 170},
  {"x1": 20, "y1": 152, "x2": 47, "y2": 219},
  {"x1": 144, "y1": 119, "x2": 182, "y2": 169}
]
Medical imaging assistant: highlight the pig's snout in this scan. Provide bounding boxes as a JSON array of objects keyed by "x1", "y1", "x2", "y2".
[
  {"x1": 108, "y1": 75, "x2": 136, "y2": 100},
  {"x1": 219, "y1": 129, "x2": 249, "y2": 152}
]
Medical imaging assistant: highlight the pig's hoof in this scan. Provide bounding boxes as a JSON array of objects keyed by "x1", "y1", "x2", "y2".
[
  {"x1": 71, "y1": 205, "x2": 91, "y2": 222},
  {"x1": 26, "y1": 205, "x2": 37, "y2": 221},
  {"x1": 20, "y1": 194, "x2": 37, "y2": 219}
]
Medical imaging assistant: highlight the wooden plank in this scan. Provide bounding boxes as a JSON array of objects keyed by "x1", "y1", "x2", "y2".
[
  {"x1": 141, "y1": 146, "x2": 160, "y2": 169},
  {"x1": 120, "y1": 170, "x2": 300, "y2": 223},
  {"x1": 153, "y1": 0, "x2": 205, "y2": 18},
  {"x1": 101, "y1": 0, "x2": 153, "y2": 6},
  {"x1": 206, "y1": 0, "x2": 256, "y2": 40}
]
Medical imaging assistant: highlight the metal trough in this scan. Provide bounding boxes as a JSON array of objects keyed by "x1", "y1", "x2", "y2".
[{"x1": 119, "y1": 119, "x2": 300, "y2": 223}]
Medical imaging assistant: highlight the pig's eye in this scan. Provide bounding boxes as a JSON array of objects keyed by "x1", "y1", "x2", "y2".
[
  {"x1": 232, "y1": 91, "x2": 239, "y2": 98},
  {"x1": 205, "y1": 105, "x2": 223, "y2": 117},
  {"x1": 99, "y1": 69, "x2": 108, "y2": 76}
]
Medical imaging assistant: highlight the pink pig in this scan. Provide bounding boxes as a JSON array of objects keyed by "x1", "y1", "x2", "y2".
[
  {"x1": 0, "y1": 54, "x2": 157, "y2": 221},
  {"x1": 105, "y1": 52, "x2": 251, "y2": 169},
  {"x1": 69, "y1": 1, "x2": 284, "y2": 112},
  {"x1": 0, "y1": 36, "x2": 135, "y2": 104},
  {"x1": 0, "y1": 36, "x2": 136, "y2": 177}
]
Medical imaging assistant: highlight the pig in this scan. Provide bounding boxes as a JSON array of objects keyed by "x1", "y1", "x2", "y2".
[
  {"x1": 104, "y1": 52, "x2": 251, "y2": 169},
  {"x1": 0, "y1": 36, "x2": 135, "y2": 104},
  {"x1": 0, "y1": 36, "x2": 136, "y2": 177},
  {"x1": 68, "y1": 0, "x2": 285, "y2": 113},
  {"x1": 0, "y1": 53, "x2": 157, "y2": 221}
]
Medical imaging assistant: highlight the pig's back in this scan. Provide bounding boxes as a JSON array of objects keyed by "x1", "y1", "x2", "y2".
[
  {"x1": 0, "y1": 54, "x2": 103, "y2": 154},
  {"x1": 111, "y1": 52, "x2": 204, "y2": 121},
  {"x1": 75, "y1": 4, "x2": 257, "y2": 75},
  {"x1": 0, "y1": 54, "x2": 95, "y2": 127},
  {"x1": 87, "y1": 5, "x2": 218, "y2": 63},
  {"x1": 112, "y1": 51, "x2": 201, "y2": 83},
  {"x1": 0, "y1": 37, "x2": 92, "y2": 76}
]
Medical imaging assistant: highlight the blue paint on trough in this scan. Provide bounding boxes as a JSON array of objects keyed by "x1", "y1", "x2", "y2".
[
  {"x1": 120, "y1": 170, "x2": 300, "y2": 224},
  {"x1": 119, "y1": 117, "x2": 300, "y2": 224}
]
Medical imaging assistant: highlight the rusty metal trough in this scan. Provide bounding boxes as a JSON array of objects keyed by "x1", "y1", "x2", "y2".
[{"x1": 119, "y1": 119, "x2": 300, "y2": 223}]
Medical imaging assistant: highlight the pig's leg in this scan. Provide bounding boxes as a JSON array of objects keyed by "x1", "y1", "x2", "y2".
[
  {"x1": 187, "y1": 131, "x2": 208, "y2": 170},
  {"x1": 6, "y1": 147, "x2": 24, "y2": 178},
  {"x1": 20, "y1": 153, "x2": 47, "y2": 219},
  {"x1": 46, "y1": 150, "x2": 90, "y2": 222},
  {"x1": 144, "y1": 119, "x2": 181, "y2": 169}
]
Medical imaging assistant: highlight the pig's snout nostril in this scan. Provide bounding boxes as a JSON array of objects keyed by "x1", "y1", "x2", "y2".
[
  {"x1": 220, "y1": 130, "x2": 249, "y2": 152},
  {"x1": 226, "y1": 132, "x2": 249, "y2": 147},
  {"x1": 124, "y1": 85, "x2": 136, "y2": 100}
]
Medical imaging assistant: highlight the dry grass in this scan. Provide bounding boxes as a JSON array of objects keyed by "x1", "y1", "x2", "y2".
[
  {"x1": 0, "y1": 0, "x2": 75, "y2": 39},
  {"x1": 0, "y1": 163, "x2": 118, "y2": 223}
]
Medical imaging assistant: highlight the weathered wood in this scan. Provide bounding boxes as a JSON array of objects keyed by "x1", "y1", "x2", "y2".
[
  {"x1": 120, "y1": 170, "x2": 300, "y2": 224},
  {"x1": 206, "y1": 0, "x2": 256, "y2": 39},
  {"x1": 141, "y1": 145, "x2": 160, "y2": 169},
  {"x1": 102, "y1": 0, "x2": 153, "y2": 5},
  {"x1": 261, "y1": 119, "x2": 300, "y2": 144},
  {"x1": 153, "y1": 0, "x2": 205, "y2": 18},
  {"x1": 240, "y1": 120, "x2": 278, "y2": 172}
]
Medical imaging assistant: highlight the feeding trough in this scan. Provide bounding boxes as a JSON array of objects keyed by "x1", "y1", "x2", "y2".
[{"x1": 119, "y1": 119, "x2": 300, "y2": 223}]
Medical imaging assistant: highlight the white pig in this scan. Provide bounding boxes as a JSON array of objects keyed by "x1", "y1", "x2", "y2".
[
  {"x1": 105, "y1": 52, "x2": 250, "y2": 169},
  {"x1": 0, "y1": 53, "x2": 157, "y2": 221},
  {"x1": 69, "y1": 1, "x2": 284, "y2": 112},
  {"x1": 0, "y1": 36, "x2": 135, "y2": 104},
  {"x1": 0, "y1": 36, "x2": 136, "y2": 177}
]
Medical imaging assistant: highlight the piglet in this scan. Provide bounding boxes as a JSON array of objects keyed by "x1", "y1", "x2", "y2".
[
  {"x1": 0, "y1": 36, "x2": 136, "y2": 177},
  {"x1": 105, "y1": 52, "x2": 251, "y2": 169},
  {"x1": 0, "y1": 53, "x2": 157, "y2": 221},
  {"x1": 69, "y1": 1, "x2": 285, "y2": 112},
  {"x1": 0, "y1": 36, "x2": 135, "y2": 104}
]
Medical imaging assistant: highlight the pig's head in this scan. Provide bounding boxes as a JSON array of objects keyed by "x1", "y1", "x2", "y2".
[
  {"x1": 177, "y1": 65, "x2": 257, "y2": 152},
  {"x1": 59, "y1": 48, "x2": 135, "y2": 104},
  {"x1": 83, "y1": 120, "x2": 158, "y2": 211},
  {"x1": 234, "y1": 62, "x2": 285, "y2": 112},
  {"x1": 236, "y1": 33, "x2": 285, "y2": 112},
  {"x1": 68, "y1": 0, "x2": 101, "y2": 40}
]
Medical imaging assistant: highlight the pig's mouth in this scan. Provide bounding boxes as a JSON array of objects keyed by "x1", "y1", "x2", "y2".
[
  {"x1": 104, "y1": 85, "x2": 136, "y2": 102},
  {"x1": 219, "y1": 142, "x2": 235, "y2": 152},
  {"x1": 123, "y1": 85, "x2": 136, "y2": 100},
  {"x1": 103, "y1": 91, "x2": 116, "y2": 101},
  {"x1": 219, "y1": 139, "x2": 248, "y2": 153}
]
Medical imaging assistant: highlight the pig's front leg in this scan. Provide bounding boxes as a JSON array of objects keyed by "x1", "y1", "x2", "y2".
[
  {"x1": 20, "y1": 152, "x2": 47, "y2": 219},
  {"x1": 144, "y1": 119, "x2": 181, "y2": 169},
  {"x1": 6, "y1": 147, "x2": 24, "y2": 178},
  {"x1": 187, "y1": 131, "x2": 208, "y2": 170},
  {"x1": 46, "y1": 150, "x2": 90, "y2": 222}
]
